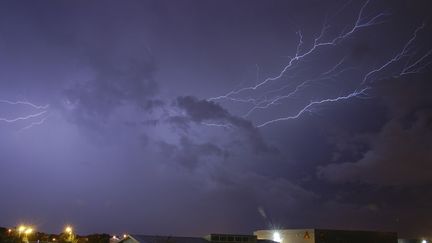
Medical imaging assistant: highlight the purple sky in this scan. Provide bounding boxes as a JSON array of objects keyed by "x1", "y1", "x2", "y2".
[{"x1": 0, "y1": 0, "x2": 432, "y2": 239}]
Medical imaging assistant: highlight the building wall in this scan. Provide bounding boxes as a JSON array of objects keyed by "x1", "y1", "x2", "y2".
[
  {"x1": 314, "y1": 229, "x2": 397, "y2": 243},
  {"x1": 254, "y1": 229, "x2": 315, "y2": 243},
  {"x1": 205, "y1": 234, "x2": 257, "y2": 243},
  {"x1": 398, "y1": 239, "x2": 429, "y2": 243},
  {"x1": 255, "y1": 229, "x2": 397, "y2": 243}
]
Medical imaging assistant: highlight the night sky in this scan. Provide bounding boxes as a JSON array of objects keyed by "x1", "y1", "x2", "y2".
[{"x1": 1, "y1": 0, "x2": 432, "y2": 239}]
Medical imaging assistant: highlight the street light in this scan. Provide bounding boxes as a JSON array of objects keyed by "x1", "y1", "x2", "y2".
[
  {"x1": 18, "y1": 225, "x2": 26, "y2": 234},
  {"x1": 20, "y1": 227, "x2": 33, "y2": 243},
  {"x1": 65, "y1": 226, "x2": 73, "y2": 234},
  {"x1": 64, "y1": 225, "x2": 76, "y2": 242},
  {"x1": 273, "y1": 232, "x2": 282, "y2": 243},
  {"x1": 24, "y1": 228, "x2": 33, "y2": 235}
]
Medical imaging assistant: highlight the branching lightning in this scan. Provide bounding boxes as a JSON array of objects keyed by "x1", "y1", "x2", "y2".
[
  {"x1": 361, "y1": 22, "x2": 429, "y2": 84},
  {"x1": 208, "y1": 0, "x2": 387, "y2": 103},
  {"x1": 256, "y1": 87, "x2": 370, "y2": 128},
  {"x1": 0, "y1": 99, "x2": 50, "y2": 131},
  {"x1": 206, "y1": 0, "x2": 432, "y2": 128}
]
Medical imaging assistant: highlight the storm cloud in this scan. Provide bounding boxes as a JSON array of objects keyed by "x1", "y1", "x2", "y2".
[{"x1": 0, "y1": 0, "x2": 432, "y2": 239}]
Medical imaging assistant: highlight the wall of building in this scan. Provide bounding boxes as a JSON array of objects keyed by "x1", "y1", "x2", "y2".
[
  {"x1": 254, "y1": 229, "x2": 398, "y2": 243},
  {"x1": 254, "y1": 229, "x2": 315, "y2": 243},
  {"x1": 398, "y1": 239, "x2": 429, "y2": 243},
  {"x1": 205, "y1": 234, "x2": 257, "y2": 243},
  {"x1": 314, "y1": 229, "x2": 397, "y2": 243}
]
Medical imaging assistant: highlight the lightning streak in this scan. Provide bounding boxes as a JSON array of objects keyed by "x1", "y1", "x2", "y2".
[
  {"x1": 0, "y1": 99, "x2": 50, "y2": 131},
  {"x1": 257, "y1": 87, "x2": 370, "y2": 128},
  {"x1": 255, "y1": 22, "x2": 430, "y2": 127},
  {"x1": 18, "y1": 115, "x2": 49, "y2": 132},
  {"x1": 204, "y1": 0, "x2": 431, "y2": 129},
  {"x1": 201, "y1": 122, "x2": 232, "y2": 129},
  {"x1": 361, "y1": 23, "x2": 427, "y2": 84},
  {"x1": 208, "y1": 0, "x2": 387, "y2": 102},
  {"x1": 243, "y1": 59, "x2": 355, "y2": 117},
  {"x1": 0, "y1": 110, "x2": 48, "y2": 123},
  {"x1": 0, "y1": 99, "x2": 49, "y2": 110}
]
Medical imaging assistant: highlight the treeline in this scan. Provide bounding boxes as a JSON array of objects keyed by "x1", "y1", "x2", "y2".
[{"x1": 0, "y1": 227, "x2": 110, "y2": 243}]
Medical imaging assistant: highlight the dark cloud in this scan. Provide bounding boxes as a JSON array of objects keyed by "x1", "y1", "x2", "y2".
[
  {"x1": 1, "y1": 0, "x2": 432, "y2": 238},
  {"x1": 318, "y1": 76, "x2": 432, "y2": 186},
  {"x1": 176, "y1": 96, "x2": 231, "y2": 122},
  {"x1": 174, "y1": 96, "x2": 277, "y2": 154},
  {"x1": 159, "y1": 136, "x2": 228, "y2": 170},
  {"x1": 63, "y1": 49, "x2": 159, "y2": 128},
  {"x1": 318, "y1": 108, "x2": 432, "y2": 186},
  {"x1": 350, "y1": 42, "x2": 373, "y2": 61}
]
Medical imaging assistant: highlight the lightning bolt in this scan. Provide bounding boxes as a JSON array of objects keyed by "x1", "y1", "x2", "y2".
[
  {"x1": 361, "y1": 22, "x2": 429, "y2": 84},
  {"x1": 257, "y1": 87, "x2": 370, "y2": 128},
  {"x1": 0, "y1": 99, "x2": 49, "y2": 110},
  {"x1": 0, "y1": 99, "x2": 50, "y2": 131},
  {"x1": 208, "y1": 0, "x2": 388, "y2": 103},
  {"x1": 243, "y1": 59, "x2": 356, "y2": 117},
  {"x1": 205, "y1": 0, "x2": 431, "y2": 129},
  {"x1": 18, "y1": 115, "x2": 49, "y2": 132},
  {"x1": 201, "y1": 122, "x2": 232, "y2": 129}
]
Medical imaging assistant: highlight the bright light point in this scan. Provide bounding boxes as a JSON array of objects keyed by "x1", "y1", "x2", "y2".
[
  {"x1": 123, "y1": 234, "x2": 128, "y2": 238},
  {"x1": 273, "y1": 232, "x2": 282, "y2": 243},
  {"x1": 24, "y1": 228, "x2": 33, "y2": 234},
  {"x1": 422, "y1": 240, "x2": 427, "y2": 243},
  {"x1": 18, "y1": 225, "x2": 26, "y2": 233},
  {"x1": 65, "y1": 226, "x2": 73, "y2": 234}
]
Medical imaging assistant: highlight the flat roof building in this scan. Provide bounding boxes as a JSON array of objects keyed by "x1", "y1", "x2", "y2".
[
  {"x1": 254, "y1": 228, "x2": 397, "y2": 243},
  {"x1": 398, "y1": 239, "x2": 430, "y2": 243},
  {"x1": 118, "y1": 235, "x2": 208, "y2": 243},
  {"x1": 118, "y1": 234, "x2": 268, "y2": 243}
]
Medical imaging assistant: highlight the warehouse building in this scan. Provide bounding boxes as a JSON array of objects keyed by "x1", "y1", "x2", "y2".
[
  {"x1": 398, "y1": 239, "x2": 430, "y2": 243},
  {"x1": 115, "y1": 229, "x2": 398, "y2": 243},
  {"x1": 117, "y1": 235, "x2": 208, "y2": 243},
  {"x1": 118, "y1": 234, "x2": 275, "y2": 243},
  {"x1": 254, "y1": 229, "x2": 397, "y2": 243}
]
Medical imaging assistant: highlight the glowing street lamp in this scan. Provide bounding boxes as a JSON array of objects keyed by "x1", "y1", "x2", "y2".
[
  {"x1": 64, "y1": 225, "x2": 77, "y2": 242},
  {"x1": 273, "y1": 232, "x2": 283, "y2": 243},
  {"x1": 24, "y1": 228, "x2": 33, "y2": 235},
  {"x1": 20, "y1": 227, "x2": 33, "y2": 243},
  {"x1": 18, "y1": 225, "x2": 26, "y2": 234},
  {"x1": 65, "y1": 226, "x2": 73, "y2": 234}
]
